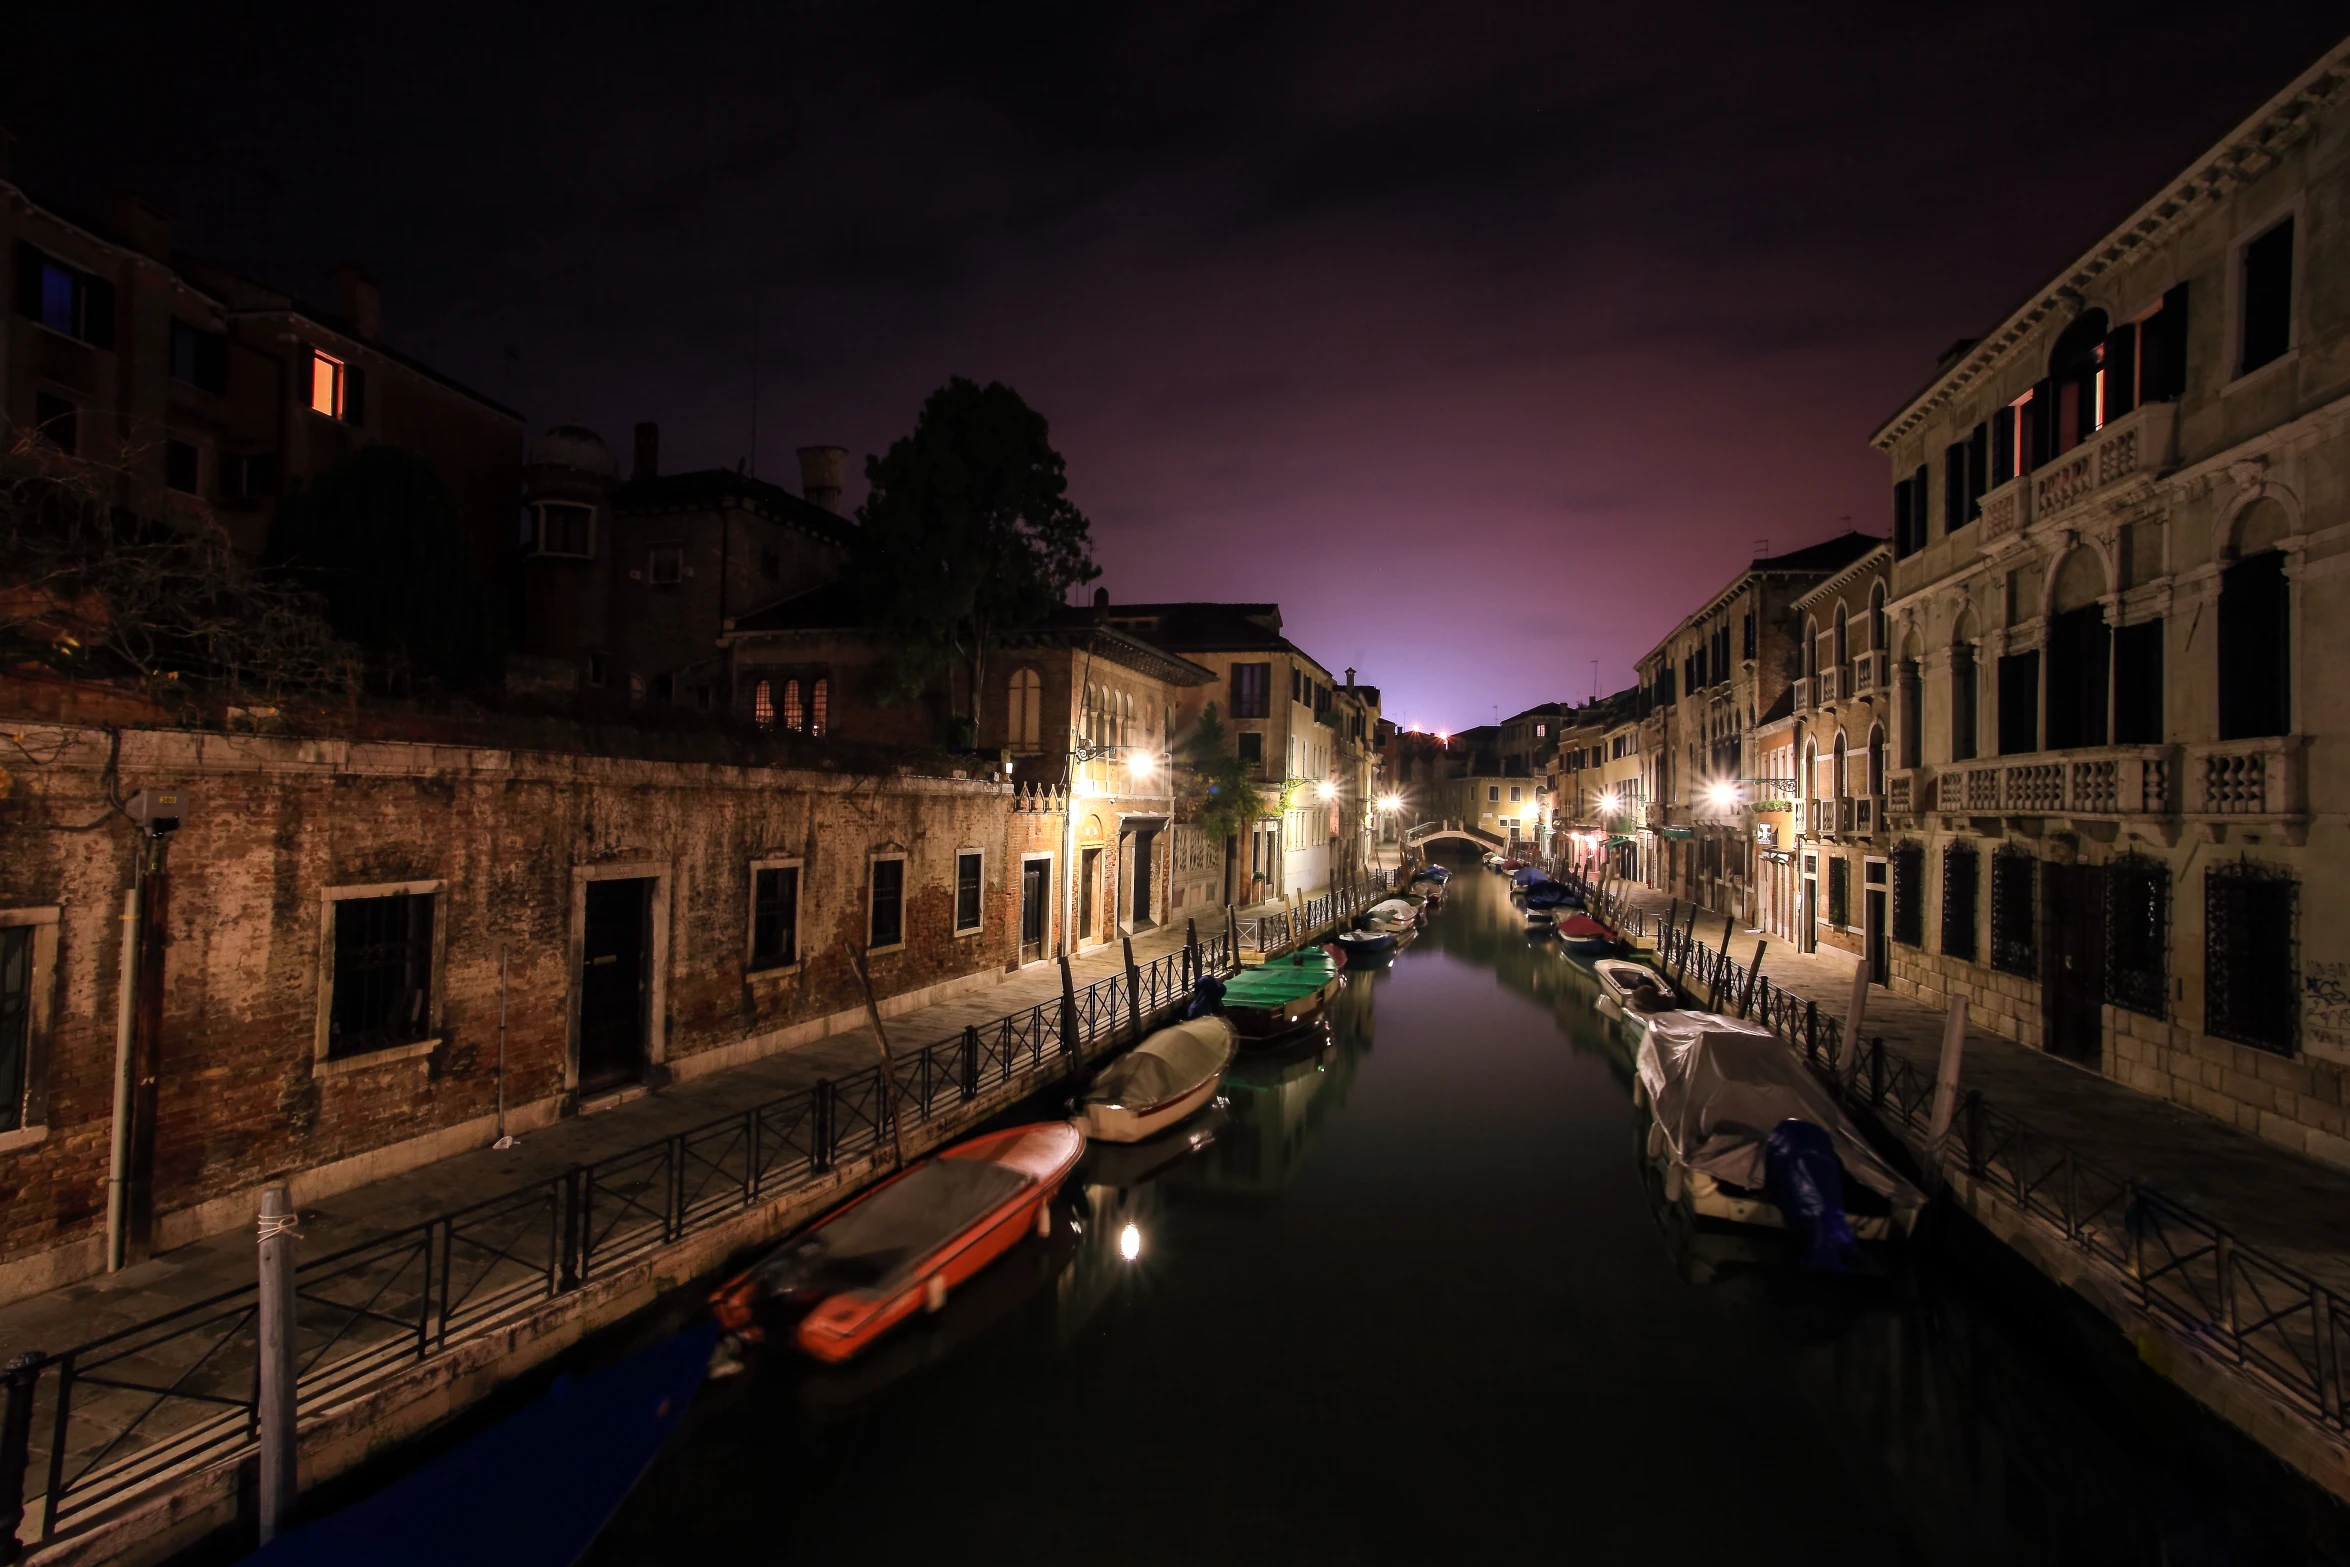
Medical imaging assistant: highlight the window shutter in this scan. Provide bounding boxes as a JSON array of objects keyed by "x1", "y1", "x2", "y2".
[
  {"x1": 1990, "y1": 406, "x2": 2014, "y2": 481},
  {"x1": 1965, "y1": 422, "x2": 1988, "y2": 516},
  {"x1": 198, "y1": 330, "x2": 229, "y2": 396},
  {"x1": 2026, "y1": 380, "x2": 2055, "y2": 468},
  {"x1": 1892, "y1": 476, "x2": 1912, "y2": 557},
  {"x1": 2103, "y1": 324, "x2": 2136, "y2": 420},
  {"x1": 343, "y1": 364, "x2": 367, "y2": 424},
  {"x1": 2150, "y1": 282, "x2": 2190, "y2": 401},
  {"x1": 1941, "y1": 449, "x2": 1965, "y2": 545},
  {"x1": 80, "y1": 272, "x2": 116, "y2": 350}
]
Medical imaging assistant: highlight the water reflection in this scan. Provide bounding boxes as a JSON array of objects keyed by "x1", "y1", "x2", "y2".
[{"x1": 585, "y1": 857, "x2": 2350, "y2": 1566}]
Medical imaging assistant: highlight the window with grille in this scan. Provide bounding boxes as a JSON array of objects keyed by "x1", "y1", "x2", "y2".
[
  {"x1": 328, "y1": 893, "x2": 435, "y2": 1058},
  {"x1": 955, "y1": 851, "x2": 984, "y2": 934},
  {"x1": 1941, "y1": 843, "x2": 1979, "y2": 962},
  {"x1": 750, "y1": 866, "x2": 798, "y2": 970},
  {"x1": 782, "y1": 679, "x2": 805, "y2": 731},
  {"x1": 2206, "y1": 860, "x2": 2297, "y2": 1055},
  {"x1": 752, "y1": 678, "x2": 774, "y2": 727},
  {"x1": 1827, "y1": 856, "x2": 1849, "y2": 928},
  {"x1": 0, "y1": 927, "x2": 29, "y2": 1133},
  {"x1": 1891, "y1": 843, "x2": 1924, "y2": 946},
  {"x1": 811, "y1": 678, "x2": 828, "y2": 737},
  {"x1": 2104, "y1": 853, "x2": 2169, "y2": 1019},
  {"x1": 870, "y1": 858, "x2": 905, "y2": 949},
  {"x1": 1990, "y1": 848, "x2": 2037, "y2": 977}
]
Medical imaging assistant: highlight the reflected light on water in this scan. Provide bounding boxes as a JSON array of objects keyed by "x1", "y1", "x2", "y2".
[{"x1": 1118, "y1": 1223, "x2": 1143, "y2": 1262}]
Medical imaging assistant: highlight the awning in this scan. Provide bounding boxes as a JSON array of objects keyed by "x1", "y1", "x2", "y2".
[
  {"x1": 1659, "y1": 826, "x2": 1694, "y2": 840},
  {"x1": 1604, "y1": 835, "x2": 1634, "y2": 848}
]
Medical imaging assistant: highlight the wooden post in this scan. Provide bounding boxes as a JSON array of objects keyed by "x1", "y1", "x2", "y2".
[
  {"x1": 1660, "y1": 899, "x2": 1679, "y2": 962},
  {"x1": 1184, "y1": 917, "x2": 1200, "y2": 988},
  {"x1": 847, "y1": 948, "x2": 909, "y2": 1169},
  {"x1": 1737, "y1": 941, "x2": 1767, "y2": 1019},
  {"x1": 1121, "y1": 937, "x2": 1144, "y2": 1040},
  {"x1": 1672, "y1": 904, "x2": 1698, "y2": 989},
  {"x1": 256, "y1": 1185, "x2": 298, "y2": 1543},
  {"x1": 1926, "y1": 994, "x2": 1970, "y2": 1170},
  {"x1": 0, "y1": 1352, "x2": 41, "y2": 1564},
  {"x1": 1058, "y1": 953, "x2": 1082, "y2": 1055},
  {"x1": 1841, "y1": 946, "x2": 1870, "y2": 1071}
]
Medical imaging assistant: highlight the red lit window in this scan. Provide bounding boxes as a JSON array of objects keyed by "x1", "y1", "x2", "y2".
[
  {"x1": 812, "y1": 678, "x2": 829, "y2": 737},
  {"x1": 752, "y1": 679, "x2": 774, "y2": 728},
  {"x1": 782, "y1": 679, "x2": 804, "y2": 731}
]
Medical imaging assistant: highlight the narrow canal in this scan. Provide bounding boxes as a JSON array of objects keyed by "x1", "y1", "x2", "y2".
[{"x1": 583, "y1": 854, "x2": 2350, "y2": 1566}]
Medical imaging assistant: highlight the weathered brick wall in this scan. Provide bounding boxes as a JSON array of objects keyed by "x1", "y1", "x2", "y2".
[{"x1": 0, "y1": 723, "x2": 1058, "y2": 1287}]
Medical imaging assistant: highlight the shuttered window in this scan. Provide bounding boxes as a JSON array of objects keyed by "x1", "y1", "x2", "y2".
[
  {"x1": 2104, "y1": 854, "x2": 2168, "y2": 1020},
  {"x1": 2205, "y1": 862, "x2": 2296, "y2": 1055},
  {"x1": 1891, "y1": 843, "x2": 1924, "y2": 947},
  {"x1": 1990, "y1": 848, "x2": 2037, "y2": 978},
  {"x1": 1941, "y1": 843, "x2": 1979, "y2": 963}
]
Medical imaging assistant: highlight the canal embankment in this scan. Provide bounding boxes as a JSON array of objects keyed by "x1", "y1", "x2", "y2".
[
  {"x1": 1603, "y1": 879, "x2": 2350, "y2": 1502},
  {"x1": 0, "y1": 877, "x2": 1395, "y2": 1567}
]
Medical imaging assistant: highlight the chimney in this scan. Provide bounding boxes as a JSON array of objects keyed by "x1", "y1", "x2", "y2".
[
  {"x1": 1345, "y1": 667, "x2": 1355, "y2": 689},
  {"x1": 108, "y1": 191, "x2": 174, "y2": 263},
  {"x1": 633, "y1": 421, "x2": 659, "y2": 481},
  {"x1": 1092, "y1": 586, "x2": 1109, "y2": 622},
  {"x1": 335, "y1": 263, "x2": 380, "y2": 341},
  {"x1": 796, "y1": 445, "x2": 846, "y2": 514}
]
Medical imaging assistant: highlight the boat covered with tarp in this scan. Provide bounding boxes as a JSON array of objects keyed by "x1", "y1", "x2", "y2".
[
  {"x1": 710, "y1": 1121, "x2": 1084, "y2": 1363},
  {"x1": 1359, "y1": 897, "x2": 1419, "y2": 930},
  {"x1": 1632, "y1": 1014, "x2": 1924, "y2": 1268},
  {"x1": 1220, "y1": 947, "x2": 1342, "y2": 1038},
  {"x1": 1519, "y1": 880, "x2": 1580, "y2": 910},
  {"x1": 1555, "y1": 912, "x2": 1620, "y2": 953},
  {"x1": 1079, "y1": 1016, "x2": 1237, "y2": 1143}
]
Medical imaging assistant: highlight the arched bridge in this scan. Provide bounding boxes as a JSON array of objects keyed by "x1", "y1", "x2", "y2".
[{"x1": 1402, "y1": 819, "x2": 1507, "y2": 854}]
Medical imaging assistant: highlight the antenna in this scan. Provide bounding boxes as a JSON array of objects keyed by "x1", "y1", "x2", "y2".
[{"x1": 1590, "y1": 660, "x2": 1599, "y2": 702}]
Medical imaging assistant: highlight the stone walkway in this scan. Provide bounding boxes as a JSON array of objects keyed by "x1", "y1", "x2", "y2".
[
  {"x1": 1612, "y1": 884, "x2": 2350, "y2": 1299},
  {"x1": 0, "y1": 912, "x2": 1232, "y2": 1363}
]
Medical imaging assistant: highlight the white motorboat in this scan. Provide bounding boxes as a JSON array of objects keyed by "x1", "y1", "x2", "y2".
[
  {"x1": 1077, "y1": 1016, "x2": 1238, "y2": 1143},
  {"x1": 1591, "y1": 958, "x2": 1686, "y2": 1024},
  {"x1": 1631, "y1": 1012, "x2": 1925, "y2": 1263},
  {"x1": 1360, "y1": 897, "x2": 1419, "y2": 930}
]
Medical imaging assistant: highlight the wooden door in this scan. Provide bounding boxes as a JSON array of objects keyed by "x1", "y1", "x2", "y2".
[
  {"x1": 578, "y1": 878, "x2": 651, "y2": 1095},
  {"x1": 2040, "y1": 862, "x2": 2106, "y2": 1063},
  {"x1": 1020, "y1": 860, "x2": 1047, "y2": 963}
]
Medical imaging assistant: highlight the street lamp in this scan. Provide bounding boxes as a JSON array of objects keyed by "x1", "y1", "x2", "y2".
[{"x1": 1315, "y1": 779, "x2": 1336, "y2": 803}]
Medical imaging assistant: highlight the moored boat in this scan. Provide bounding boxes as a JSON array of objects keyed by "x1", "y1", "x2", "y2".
[
  {"x1": 1219, "y1": 947, "x2": 1342, "y2": 1039},
  {"x1": 1632, "y1": 1013, "x2": 1925, "y2": 1267},
  {"x1": 1591, "y1": 957, "x2": 1686, "y2": 1024},
  {"x1": 1077, "y1": 1016, "x2": 1238, "y2": 1144},
  {"x1": 1334, "y1": 927, "x2": 1401, "y2": 964},
  {"x1": 1360, "y1": 896, "x2": 1419, "y2": 929},
  {"x1": 1555, "y1": 912, "x2": 1620, "y2": 954},
  {"x1": 709, "y1": 1121, "x2": 1084, "y2": 1365}
]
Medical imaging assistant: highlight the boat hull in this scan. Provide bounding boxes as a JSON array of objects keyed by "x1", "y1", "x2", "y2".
[
  {"x1": 1079, "y1": 1069, "x2": 1226, "y2": 1144},
  {"x1": 1227, "y1": 981, "x2": 1336, "y2": 1039}
]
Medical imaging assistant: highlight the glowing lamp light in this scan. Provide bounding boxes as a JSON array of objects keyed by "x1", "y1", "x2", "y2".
[
  {"x1": 1316, "y1": 780, "x2": 1337, "y2": 803},
  {"x1": 1706, "y1": 782, "x2": 1739, "y2": 809},
  {"x1": 1436, "y1": 730, "x2": 1450, "y2": 747},
  {"x1": 1129, "y1": 751, "x2": 1155, "y2": 778},
  {"x1": 1596, "y1": 792, "x2": 1621, "y2": 816},
  {"x1": 1377, "y1": 793, "x2": 1402, "y2": 812},
  {"x1": 1119, "y1": 1223, "x2": 1143, "y2": 1262}
]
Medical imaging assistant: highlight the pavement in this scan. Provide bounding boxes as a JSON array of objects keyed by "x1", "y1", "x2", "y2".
[{"x1": 1610, "y1": 883, "x2": 2350, "y2": 1299}]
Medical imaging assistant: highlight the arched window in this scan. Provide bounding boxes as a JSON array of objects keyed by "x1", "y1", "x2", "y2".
[
  {"x1": 1868, "y1": 724, "x2": 1886, "y2": 796},
  {"x1": 1833, "y1": 604, "x2": 1849, "y2": 676},
  {"x1": 1832, "y1": 730, "x2": 1848, "y2": 800},
  {"x1": 752, "y1": 678, "x2": 774, "y2": 728},
  {"x1": 1803, "y1": 740, "x2": 1816, "y2": 799},
  {"x1": 1802, "y1": 617, "x2": 1819, "y2": 681},
  {"x1": 2048, "y1": 308, "x2": 2112, "y2": 455},
  {"x1": 811, "y1": 678, "x2": 828, "y2": 737},
  {"x1": 1869, "y1": 583, "x2": 1887, "y2": 652},
  {"x1": 1008, "y1": 668, "x2": 1041, "y2": 748},
  {"x1": 781, "y1": 678, "x2": 804, "y2": 732}
]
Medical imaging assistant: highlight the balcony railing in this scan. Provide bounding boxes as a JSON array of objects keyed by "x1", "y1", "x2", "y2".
[
  {"x1": 1792, "y1": 675, "x2": 1812, "y2": 711},
  {"x1": 1850, "y1": 651, "x2": 1888, "y2": 696},
  {"x1": 1925, "y1": 746, "x2": 2176, "y2": 818},
  {"x1": 1804, "y1": 795, "x2": 1883, "y2": 839},
  {"x1": 1980, "y1": 400, "x2": 2179, "y2": 545},
  {"x1": 1814, "y1": 666, "x2": 1843, "y2": 703},
  {"x1": 2191, "y1": 736, "x2": 2306, "y2": 820}
]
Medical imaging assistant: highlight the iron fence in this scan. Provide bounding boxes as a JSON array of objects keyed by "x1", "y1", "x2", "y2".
[{"x1": 3, "y1": 922, "x2": 1258, "y2": 1549}]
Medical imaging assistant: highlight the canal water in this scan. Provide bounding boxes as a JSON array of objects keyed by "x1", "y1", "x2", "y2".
[{"x1": 582, "y1": 856, "x2": 2350, "y2": 1566}]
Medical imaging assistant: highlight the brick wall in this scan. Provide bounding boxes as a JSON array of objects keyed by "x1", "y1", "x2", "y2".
[{"x1": 0, "y1": 722, "x2": 1061, "y2": 1293}]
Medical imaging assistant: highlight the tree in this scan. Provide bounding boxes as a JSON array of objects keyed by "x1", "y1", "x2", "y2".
[
  {"x1": 1182, "y1": 702, "x2": 1268, "y2": 896},
  {"x1": 855, "y1": 377, "x2": 1099, "y2": 744},
  {"x1": 268, "y1": 446, "x2": 503, "y2": 689}
]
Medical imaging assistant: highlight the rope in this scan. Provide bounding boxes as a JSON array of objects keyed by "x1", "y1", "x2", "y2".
[{"x1": 257, "y1": 1211, "x2": 300, "y2": 1245}]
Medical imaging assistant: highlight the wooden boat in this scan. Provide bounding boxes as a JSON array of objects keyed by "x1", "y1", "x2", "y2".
[
  {"x1": 1631, "y1": 1012, "x2": 1925, "y2": 1265},
  {"x1": 1360, "y1": 896, "x2": 1419, "y2": 929},
  {"x1": 1078, "y1": 1016, "x2": 1237, "y2": 1143},
  {"x1": 1219, "y1": 947, "x2": 1342, "y2": 1039},
  {"x1": 1334, "y1": 927, "x2": 1401, "y2": 964},
  {"x1": 1555, "y1": 913, "x2": 1620, "y2": 954},
  {"x1": 1591, "y1": 958, "x2": 1691, "y2": 1026},
  {"x1": 709, "y1": 1121, "x2": 1084, "y2": 1365}
]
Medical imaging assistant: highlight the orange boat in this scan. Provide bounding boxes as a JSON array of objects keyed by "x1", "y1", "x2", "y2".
[{"x1": 709, "y1": 1121, "x2": 1084, "y2": 1365}]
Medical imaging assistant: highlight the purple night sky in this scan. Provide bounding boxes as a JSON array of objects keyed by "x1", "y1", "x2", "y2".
[{"x1": 11, "y1": 3, "x2": 2345, "y2": 729}]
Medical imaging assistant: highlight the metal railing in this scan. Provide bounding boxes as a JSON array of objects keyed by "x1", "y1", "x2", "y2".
[
  {"x1": 0, "y1": 926, "x2": 1244, "y2": 1549},
  {"x1": 1570, "y1": 876, "x2": 2350, "y2": 1441},
  {"x1": 1229, "y1": 870, "x2": 1396, "y2": 957}
]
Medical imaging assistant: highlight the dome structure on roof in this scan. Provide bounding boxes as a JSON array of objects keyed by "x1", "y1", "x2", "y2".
[{"x1": 529, "y1": 423, "x2": 617, "y2": 476}]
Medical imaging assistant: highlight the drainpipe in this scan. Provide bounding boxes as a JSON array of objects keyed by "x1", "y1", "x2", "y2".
[{"x1": 105, "y1": 877, "x2": 141, "y2": 1272}]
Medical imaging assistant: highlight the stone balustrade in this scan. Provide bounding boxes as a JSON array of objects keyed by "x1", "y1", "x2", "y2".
[{"x1": 1977, "y1": 399, "x2": 2179, "y2": 545}]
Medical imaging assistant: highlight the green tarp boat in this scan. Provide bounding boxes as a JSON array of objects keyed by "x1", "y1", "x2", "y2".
[{"x1": 1222, "y1": 949, "x2": 1341, "y2": 1038}]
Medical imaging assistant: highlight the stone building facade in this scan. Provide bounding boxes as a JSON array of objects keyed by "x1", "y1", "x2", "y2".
[
  {"x1": 1635, "y1": 533, "x2": 1878, "y2": 920},
  {"x1": 1787, "y1": 545, "x2": 1895, "y2": 968},
  {"x1": 3, "y1": 160, "x2": 522, "y2": 583},
  {"x1": 0, "y1": 715, "x2": 1063, "y2": 1301},
  {"x1": 1871, "y1": 38, "x2": 2350, "y2": 1168}
]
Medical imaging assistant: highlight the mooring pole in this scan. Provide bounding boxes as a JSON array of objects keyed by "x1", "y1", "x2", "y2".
[
  {"x1": 1121, "y1": 937, "x2": 1144, "y2": 1040},
  {"x1": 257, "y1": 1185, "x2": 298, "y2": 1543},
  {"x1": 847, "y1": 950, "x2": 909, "y2": 1168},
  {"x1": 1058, "y1": 954, "x2": 1082, "y2": 1055},
  {"x1": 1736, "y1": 941, "x2": 1767, "y2": 1019}
]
